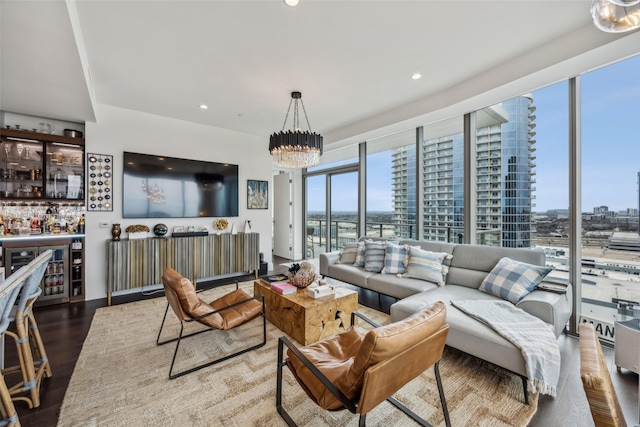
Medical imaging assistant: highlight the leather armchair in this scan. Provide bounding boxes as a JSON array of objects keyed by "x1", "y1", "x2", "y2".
[
  {"x1": 276, "y1": 301, "x2": 451, "y2": 427},
  {"x1": 157, "y1": 268, "x2": 266, "y2": 379}
]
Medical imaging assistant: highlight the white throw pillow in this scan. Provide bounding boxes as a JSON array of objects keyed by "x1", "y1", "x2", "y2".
[{"x1": 401, "y1": 247, "x2": 451, "y2": 286}]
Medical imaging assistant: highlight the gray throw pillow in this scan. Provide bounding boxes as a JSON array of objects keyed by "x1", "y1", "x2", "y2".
[
  {"x1": 337, "y1": 243, "x2": 359, "y2": 264},
  {"x1": 364, "y1": 241, "x2": 386, "y2": 272}
]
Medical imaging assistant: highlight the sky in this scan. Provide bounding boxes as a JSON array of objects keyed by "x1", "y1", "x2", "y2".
[{"x1": 308, "y1": 54, "x2": 640, "y2": 214}]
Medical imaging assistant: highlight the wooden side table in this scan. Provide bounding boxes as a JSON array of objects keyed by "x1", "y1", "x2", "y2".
[
  {"x1": 614, "y1": 318, "x2": 640, "y2": 374},
  {"x1": 253, "y1": 280, "x2": 358, "y2": 345}
]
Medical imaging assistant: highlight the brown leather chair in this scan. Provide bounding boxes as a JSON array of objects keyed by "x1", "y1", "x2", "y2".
[
  {"x1": 580, "y1": 322, "x2": 627, "y2": 427},
  {"x1": 156, "y1": 268, "x2": 266, "y2": 379},
  {"x1": 276, "y1": 301, "x2": 451, "y2": 427}
]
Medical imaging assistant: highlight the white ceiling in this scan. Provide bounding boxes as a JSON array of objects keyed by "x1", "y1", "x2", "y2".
[{"x1": 1, "y1": 0, "x2": 639, "y2": 150}]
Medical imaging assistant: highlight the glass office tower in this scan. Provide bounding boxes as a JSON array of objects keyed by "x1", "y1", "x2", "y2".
[{"x1": 393, "y1": 95, "x2": 536, "y2": 247}]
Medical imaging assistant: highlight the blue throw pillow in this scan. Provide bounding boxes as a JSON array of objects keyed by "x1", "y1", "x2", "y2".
[
  {"x1": 380, "y1": 241, "x2": 407, "y2": 274},
  {"x1": 479, "y1": 257, "x2": 552, "y2": 304},
  {"x1": 353, "y1": 241, "x2": 367, "y2": 267}
]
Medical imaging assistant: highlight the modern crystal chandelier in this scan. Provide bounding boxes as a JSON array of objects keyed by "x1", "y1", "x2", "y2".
[
  {"x1": 591, "y1": 0, "x2": 640, "y2": 33},
  {"x1": 269, "y1": 91, "x2": 323, "y2": 169}
]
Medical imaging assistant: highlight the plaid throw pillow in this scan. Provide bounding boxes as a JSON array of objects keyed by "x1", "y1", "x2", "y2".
[
  {"x1": 402, "y1": 247, "x2": 451, "y2": 286},
  {"x1": 364, "y1": 241, "x2": 386, "y2": 272},
  {"x1": 381, "y1": 242, "x2": 409, "y2": 274},
  {"x1": 337, "y1": 243, "x2": 359, "y2": 264},
  {"x1": 479, "y1": 257, "x2": 552, "y2": 304},
  {"x1": 353, "y1": 241, "x2": 367, "y2": 267}
]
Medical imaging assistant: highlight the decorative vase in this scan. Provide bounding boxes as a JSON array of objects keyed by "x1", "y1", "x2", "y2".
[
  {"x1": 111, "y1": 223, "x2": 122, "y2": 241},
  {"x1": 230, "y1": 223, "x2": 237, "y2": 235}
]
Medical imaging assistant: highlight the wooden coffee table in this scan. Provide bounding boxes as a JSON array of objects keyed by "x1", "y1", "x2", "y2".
[{"x1": 253, "y1": 280, "x2": 358, "y2": 345}]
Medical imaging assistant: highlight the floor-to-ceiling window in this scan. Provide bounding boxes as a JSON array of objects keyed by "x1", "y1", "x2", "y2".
[
  {"x1": 301, "y1": 54, "x2": 640, "y2": 343},
  {"x1": 580, "y1": 54, "x2": 640, "y2": 343},
  {"x1": 527, "y1": 81, "x2": 570, "y2": 283},
  {"x1": 421, "y1": 117, "x2": 464, "y2": 242},
  {"x1": 366, "y1": 129, "x2": 416, "y2": 240}
]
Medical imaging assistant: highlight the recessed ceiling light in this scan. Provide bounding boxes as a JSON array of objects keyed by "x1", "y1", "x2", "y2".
[
  {"x1": 411, "y1": 73, "x2": 422, "y2": 80},
  {"x1": 199, "y1": 104, "x2": 208, "y2": 109},
  {"x1": 284, "y1": 0, "x2": 299, "y2": 6}
]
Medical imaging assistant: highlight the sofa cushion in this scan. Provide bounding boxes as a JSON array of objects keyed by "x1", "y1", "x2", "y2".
[
  {"x1": 368, "y1": 273, "x2": 439, "y2": 299},
  {"x1": 364, "y1": 241, "x2": 386, "y2": 272},
  {"x1": 447, "y1": 244, "x2": 546, "y2": 289},
  {"x1": 402, "y1": 247, "x2": 450, "y2": 286},
  {"x1": 479, "y1": 257, "x2": 552, "y2": 304},
  {"x1": 381, "y1": 242, "x2": 409, "y2": 274},
  {"x1": 327, "y1": 264, "x2": 375, "y2": 288},
  {"x1": 390, "y1": 285, "x2": 530, "y2": 377},
  {"x1": 337, "y1": 242, "x2": 359, "y2": 264},
  {"x1": 354, "y1": 241, "x2": 367, "y2": 267}
]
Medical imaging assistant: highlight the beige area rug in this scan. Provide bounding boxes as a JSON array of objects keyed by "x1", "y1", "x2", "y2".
[{"x1": 58, "y1": 281, "x2": 538, "y2": 427}]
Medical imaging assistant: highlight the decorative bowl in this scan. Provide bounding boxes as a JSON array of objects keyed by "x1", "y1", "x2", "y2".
[
  {"x1": 289, "y1": 271, "x2": 316, "y2": 288},
  {"x1": 153, "y1": 223, "x2": 168, "y2": 237}
]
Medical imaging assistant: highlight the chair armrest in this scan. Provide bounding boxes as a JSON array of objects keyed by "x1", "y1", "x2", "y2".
[
  {"x1": 188, "y1": 294, "x2": 264, "y2": 323},
  {"x1": 278, "y1": 336, "x2": 357, "y2": 413},
  {"x1": 320, "y1": 251, "x2": 341, "y2": 276}
]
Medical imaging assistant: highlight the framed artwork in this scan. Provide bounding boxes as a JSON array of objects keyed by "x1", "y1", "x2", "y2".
[
  {"x1": 87, "y1": 153, "x2": 114, "y2": 211},
  {"x1": 247, "y1": 180, "x2": 268, "y2": 209}
]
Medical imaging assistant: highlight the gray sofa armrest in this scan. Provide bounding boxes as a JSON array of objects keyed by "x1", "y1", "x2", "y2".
[
  {"x1": 319, "y1": 251, "x2": 341, "y2": 276},
  {"x1": 516, "y1": 282, "x2": 573, "y2": 337}
]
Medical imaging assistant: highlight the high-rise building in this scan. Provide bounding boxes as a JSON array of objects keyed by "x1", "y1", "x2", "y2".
[{"x1": 392, "y1": 95, "x2": 537, "y2": 247}]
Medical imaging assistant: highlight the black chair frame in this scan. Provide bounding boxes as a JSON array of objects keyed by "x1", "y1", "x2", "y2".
[
  {"x1": 276, "y1": 311, "x2": 451, "y2": 427},
  {"x1": 156, "y1": 283, "x2": 266, "y2": 380}
]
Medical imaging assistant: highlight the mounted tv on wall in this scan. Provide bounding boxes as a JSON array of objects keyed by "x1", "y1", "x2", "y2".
[{"x1": 123, "y1": 152, "x2": 239, "y2": 218}]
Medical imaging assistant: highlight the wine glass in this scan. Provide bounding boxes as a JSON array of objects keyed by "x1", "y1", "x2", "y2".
[{"x1": 16, "y1": 144, "x2": 24, "y2": 160}]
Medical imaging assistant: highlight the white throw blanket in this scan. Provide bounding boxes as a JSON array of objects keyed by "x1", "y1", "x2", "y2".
[{"x1": 450, "y1": 300, "x2": 560, "y2": 397}]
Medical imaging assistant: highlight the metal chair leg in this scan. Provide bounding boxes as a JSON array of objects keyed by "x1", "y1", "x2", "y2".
[
  {"x1": 434, "y1": 361, "x2": 451, "y2": 427},
  {"x1": 521, "y1": 376, "x2": 529, "y2": 405}
]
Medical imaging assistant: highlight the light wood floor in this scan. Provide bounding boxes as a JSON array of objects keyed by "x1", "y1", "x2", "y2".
[{"x1": 8, "y1": 256, "x2": 639, "y2": 426}]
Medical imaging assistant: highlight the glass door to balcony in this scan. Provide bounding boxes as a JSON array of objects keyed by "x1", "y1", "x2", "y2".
[
  {"x1": 305, "y1": 168, "x2": 358, "y2": 257},
  {"x1": 330, "y1": 171, "x2": 358, "y2": 251}
]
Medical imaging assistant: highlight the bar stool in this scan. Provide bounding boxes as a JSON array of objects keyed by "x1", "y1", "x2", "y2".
[
  {"x1": 0, "y1": 265, "x2": 29, "y2": 426},
  {"x1": 3, "y1": 250, "x2": 52, "y2": 409}
]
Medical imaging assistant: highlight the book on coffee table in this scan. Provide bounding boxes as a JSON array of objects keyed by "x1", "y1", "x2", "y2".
[
  {"x1": 260, "y1": 274, "x2": 288, "y2": 286},
  {"x1": 271, "y1": 282, "x2": 297, "y2": 295}
]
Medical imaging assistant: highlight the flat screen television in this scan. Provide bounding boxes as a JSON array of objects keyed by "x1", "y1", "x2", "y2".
[{"x1": 123, "y1": 152, "x2": 238, "y2": 218}]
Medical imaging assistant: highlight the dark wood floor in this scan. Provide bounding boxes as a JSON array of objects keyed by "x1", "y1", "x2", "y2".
[{"x1": 8, "y1": 257, "x2": 639, "y2": 427}]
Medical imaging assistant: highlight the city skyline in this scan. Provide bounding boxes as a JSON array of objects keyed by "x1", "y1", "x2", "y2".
[{"x1": 308, "y1": 53, "x2": 639, "y2": 214}]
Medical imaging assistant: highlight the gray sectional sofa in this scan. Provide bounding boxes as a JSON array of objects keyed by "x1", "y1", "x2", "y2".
[{"x1": 319, "y1": 238, "x2": 573, "y2": 402}]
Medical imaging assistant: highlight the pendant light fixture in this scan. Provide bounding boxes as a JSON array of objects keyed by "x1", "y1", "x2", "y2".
[
  {"x1": 269, "y1": 91, "x2": 323, "y2": 169},
  {"x1": 591, "y1": 0, "x2": 640, "y2": 33}
]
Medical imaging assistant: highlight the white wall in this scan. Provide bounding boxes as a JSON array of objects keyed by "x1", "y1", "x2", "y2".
[{"x1": 84, "y1": 104, "x2": 273, "y2": 301}]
